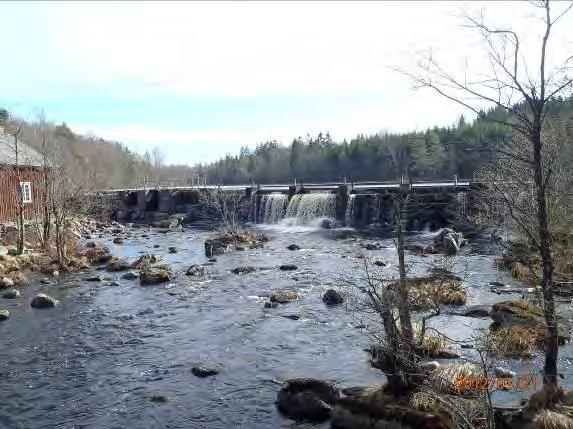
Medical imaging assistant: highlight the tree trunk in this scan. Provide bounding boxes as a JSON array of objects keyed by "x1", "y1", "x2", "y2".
[
  {"x1": 395, "y1": 193, "x2": 414, "y2": 347},
  {"x1": 531, "y1": 122, "x2": 558, "y2": 389}
]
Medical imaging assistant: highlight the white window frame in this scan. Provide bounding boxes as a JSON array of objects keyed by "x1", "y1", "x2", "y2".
[{"x1": 20, "y1": 181, "x2": 32, "y2": 204}]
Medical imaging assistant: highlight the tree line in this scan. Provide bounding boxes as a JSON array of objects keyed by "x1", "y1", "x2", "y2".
[{"x1": 191, "y1": 98, "x2": 572, "y2": 185}]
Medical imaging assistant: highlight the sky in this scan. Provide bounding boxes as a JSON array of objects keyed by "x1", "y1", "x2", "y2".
[{"x1": 0, "y1": 1, "x2": 571, "y2": 165}]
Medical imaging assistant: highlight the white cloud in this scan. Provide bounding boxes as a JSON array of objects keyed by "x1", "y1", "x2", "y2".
[{"x1": 1, "y1": 1, "x2": 572, "y2": 163}]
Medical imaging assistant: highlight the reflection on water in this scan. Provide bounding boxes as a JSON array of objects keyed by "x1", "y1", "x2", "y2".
[{"x1": 1, "y1": 224, "x2": 572, "y2": 428}]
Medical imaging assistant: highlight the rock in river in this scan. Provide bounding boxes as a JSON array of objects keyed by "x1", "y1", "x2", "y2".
[
  {"x1": 279, "y1": 264, "x2": 298, "y2": 271},
  {"x1": 287, "y1": 244, "x2": 301, "y2": 251},
  {"x1": 264, "y1": 301, "x2": 279, "y2": 309},
  {"x1": 0, "y1": 276, "x2": 15, "y2": 289},
  {"x1": 30, "y1": 293, "x2": 58, "y2": 309},
  {"x1": 270, "y1": 291, "x2": 298, "y2": 304},
  {"x1": 112, "y1": 237, "x2": 124, "y2": 244},
  {"x1": 140, "y1": 267, "x2": 172, "y2": 285},
  {"x1": 2, "y1": 289, "x2": 20, "y2": 299},
  {"x1": 121, "y1": 271, "x2": 139, "y2": 280},
  {"x1": 231, "y1": 266, "x2": 257, "y2": 275},
  {"x1": 106, "y1": 258, "x2": 131, "y2": 272},
  {"x1": 191, "y1": 364, "x2": 219, "y2": 377},
  {"x1": 186, "y1": 265, "x2": 208, "y2": 277},
  {"x1": 168, "y1": 246, "x2": 178, "y2": 254},
  {"x1": 276, "y1": 378, "x2": 340, "y2": 423},
  {"x1": 322, "y1": 289, "x2": 344, "y2": 306},
  {"x1": 0, "y1": 309, "x2": 9, "y2": 321}
]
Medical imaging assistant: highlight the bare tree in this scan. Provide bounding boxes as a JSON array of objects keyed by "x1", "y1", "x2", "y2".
[
  {"x1": 151, "y1": 146, "x2": 164, "y2": 187},
  {"x1": 397, "y1": 0, "x2": 573, "y2": 392},
  {"x1": 3, "y1": 119, "x2": 27, "y2": 255},
  {"x1": 199, "y1": 188, "x2": 250, "y2": 229},
  {"x1": 33, "y1": 111, "x2": 55, "y2": 249}
]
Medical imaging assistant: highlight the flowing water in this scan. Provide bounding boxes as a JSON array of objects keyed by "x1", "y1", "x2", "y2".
[
  {"x1": 2, "y1": 224, "x2": 573, "y2": 428},
  {"x1": 283, "y1": 193, "x2": 336, "y2": 224},
  {"x1": 258, "y1": 194, "x2": 289, "y2": 224},
  {"x1": 345, "y1": 195, "x2": 356, "y2": 227}
]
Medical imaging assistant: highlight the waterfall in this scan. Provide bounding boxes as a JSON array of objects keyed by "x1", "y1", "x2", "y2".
[
  {"x1": 257, "y1": 194, "x2": 288, "y2": 223},
  {"x1": 284, "y1": 193, "x2": 336, "y2": 224},
  {"x1": 456, "y1": 192, "x2": 467, "y2": 219},
  {"x1": 345, "y1": 194, "x2": 356, "y2": 226}
]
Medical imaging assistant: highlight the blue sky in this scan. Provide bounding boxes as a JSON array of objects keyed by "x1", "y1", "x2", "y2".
[{"x1": 1, "y1": 1, "x2": 571, "y2": 164}]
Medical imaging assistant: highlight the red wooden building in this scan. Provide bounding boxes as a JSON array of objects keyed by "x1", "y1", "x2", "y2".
[{"x1": 0, "y1": 127, "x2": 46, "y2": 223}]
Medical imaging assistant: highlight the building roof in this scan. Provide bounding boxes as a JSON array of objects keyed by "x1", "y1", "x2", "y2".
[{"x1": 0, "y1": 129, "x2": 44, "y2": 167}]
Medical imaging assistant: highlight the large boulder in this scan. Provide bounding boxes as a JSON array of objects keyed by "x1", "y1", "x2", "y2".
[
  {"x1": 30, "y1": 293, "x2": 58, "y2": 309},
  {"x1": 204, "y1": 238, "x2": 230, "y2": 257},
  {"x1": 276, "y1": 378, "x2": 340, "y2": 423},
  {"x1": 322, "y1": 289, "x2": 344, "y2": 306},
  {"x1": 140, "y1": 267, "x2": 172, "y2": 285},
  {"x1": 433, "y1": 228, "x2": 466, "y2": 255},
  {"x1": 0, "y1": 309, "x2": 9, "y2": 321}
]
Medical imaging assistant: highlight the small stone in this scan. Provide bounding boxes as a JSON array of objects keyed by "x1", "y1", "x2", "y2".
[
  {"x1": 2, "y1": 289, "x2": 21, "y2": 299},
  {"x1": 279, "y1": 264, "x2": 298, "y2": 271},
  {"x1": 153, "y1": 244, "x2": 160, "y2": 248},
  {"x1": 191, "y1": 365, "x2": 219, "y2": 377},
  {"x1": 113, "y1": 237, "x2": 124, "y2": 244},
  {"x1": 287, "y1": 244, "x2": 301, "y2": 251},
  {"x1": 186, "y1": 265, "x2": 207, "y2": 277},
  {"x1": 86, "y1": 241, "x2": 97, "y2": 248},
  {"x1": 270, "y1": 291, "x2": 298, "y2": 304},
  {"x1": 40, "y1": 278, "x2": 51, "y2": 285},
  {"x1": 84, "y1": 275, "x2": 103, "y2": 282},
  {"x1": 30, "y1": 293, "x2": 58, "y2": 309},
  {"x1": 0, "y1": 277, "x2": 15, "y2": 289},
  {"x1": 461, "y1": 344, "x2": 474, "y2": 349},
  {"x1": 494, "y1": 367, "x2": 516, "y2": 378},
  {"x1": 168, "y1": 247, "x2": 177, "y2": 254},
  {"x1": 420, "y1": 361, "x2": 440, "y2": 372},
  {"x1": 209, "y1": 258, "x2": 217, "y2": 263},
  {"x1": 235, "y1": 245, "x2": 246, "y2": 251},
  {"x1": 231, "y1": 266, "x2": 257, "y2": 275},
  {"x1": 282, "y1": 314, "x2": 300, "y2": 320},
  {"x1": 0, "y1": 309, "x2": 9, "y2": 321},
  {"x1": 264, "y1": 301, "x2": 279, "y2": 309},
  {"x1": 372, "y1": 259, "x2": 388, "y2": 267},
  {"x1": 150, "y1": 395, "x2": 168, "y2": 404},
  {"x1": 364, "y1": 243, "x2": 381, "y2": 251},
  {"x1": 122, "y1": 271, "x2": 139, "y2": 280}
]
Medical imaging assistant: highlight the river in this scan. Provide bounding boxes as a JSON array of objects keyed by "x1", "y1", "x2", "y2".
[{"x1": 1, "y1": 221, "x2": 573, "y2": 428}]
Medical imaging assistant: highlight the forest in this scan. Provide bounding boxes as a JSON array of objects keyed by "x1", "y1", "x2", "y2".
[{"x1": 2, "y1": 96, "x2": 572, "y2": 190}]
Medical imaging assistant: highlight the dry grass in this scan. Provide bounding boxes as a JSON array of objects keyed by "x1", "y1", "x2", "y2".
[
  {"x1": 398, "y1": 276, "x2": 468, "y2": 310},
  {"x1": 429, "y1": 363, "x2": 482, "y2": 394},
  {"x1": 487, "y1": 325, "x2": 539, "y2": 358},
  {"x1": 532, "y1": 410, "x2": 573, "y2": 429},
  {"x1": 511, "y1": 261, "x2": 535, "y2": 282},
  {"x1": 409, "y1": 391, "x2": 488, "y2": 429}
]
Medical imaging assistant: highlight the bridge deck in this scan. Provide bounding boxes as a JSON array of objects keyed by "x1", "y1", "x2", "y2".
[{"x1": 96, "y1": 180, "x2": 475, "y2": 194}]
